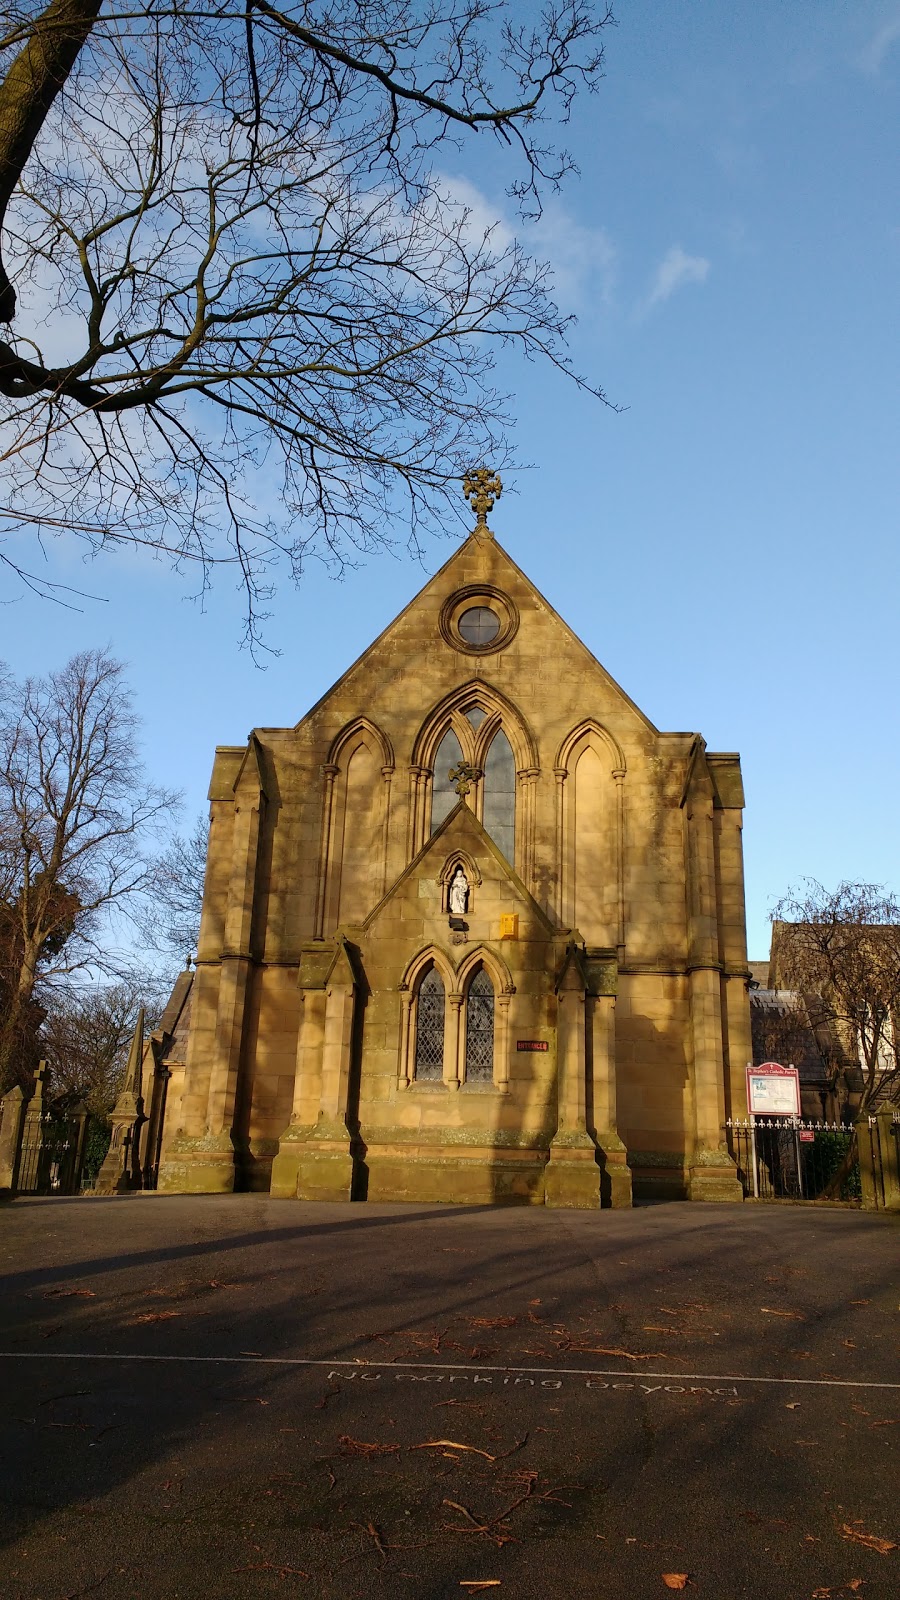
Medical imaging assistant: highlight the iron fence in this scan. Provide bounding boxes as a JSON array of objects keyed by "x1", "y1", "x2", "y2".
[{"x1": 725, "y1": 1115, "x2": 899, "y2": 1207}]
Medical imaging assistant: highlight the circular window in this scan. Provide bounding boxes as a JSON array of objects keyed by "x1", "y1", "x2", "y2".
[
  {"x1": 440, "y1": 585, "x2": 519, "y2": 653},
  {"x1": 458, "y1": 606, "x2": 500, "y2": 646}
]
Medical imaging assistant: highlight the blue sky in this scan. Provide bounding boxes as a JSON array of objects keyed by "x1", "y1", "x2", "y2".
[{"x1": 2, "y1": 1, "x2": 899, "y2": 959}]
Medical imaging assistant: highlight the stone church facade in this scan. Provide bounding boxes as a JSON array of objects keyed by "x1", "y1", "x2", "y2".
[{"x1": 158, "y1": 477, "x2": 752, "y2": 1206}]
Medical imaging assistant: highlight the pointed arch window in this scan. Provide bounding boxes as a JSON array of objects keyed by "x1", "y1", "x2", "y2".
[
  {"x1": 464, "y1": 967, "x2": 495, "y2": 1084},
  {"x1": 482, "y1": 728, "x2": 516, "y2": 863},
  {"x1": 414, "y1": 968, "x2": 445, "y2": 1081},
  {"x1": 431, "y1": 727, "x2": 463, "y2": 834}
]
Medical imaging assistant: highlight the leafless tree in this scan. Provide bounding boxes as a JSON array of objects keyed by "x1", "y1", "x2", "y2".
[
  {"x1": 140, "y1": 812, "x2": 208, "y2": 967},
  {"x1": 0, "y1": 647, "x2": 178, "y2": 1089},
  {"x1": 40, "y1": 974, "x2": 163, "y2": 1115},
  {"x1": 772, "y1": 880, "x2": 900, "y2": 1125},
  {"x1": 0, "y1": 2, "x2": 615, "y2": 644},
  {"x1": 750, "y1": 990, "x2": 818, "y2": 1074}
]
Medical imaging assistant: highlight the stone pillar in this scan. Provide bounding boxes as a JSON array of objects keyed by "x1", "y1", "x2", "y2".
[
  {"x1": 553, "y1": 767, "x2": 569, "y2": 924},
  {"x1": 271, "y1": 987, "x2": 327, "y2": 1198},
  {"x1": 396, "y1": 988, "x2": 413, "y2": 1090},
  {"x1": 182, "y1": 765, "x2": 265, "y2": 1193},
  {"x1": 0, "y1": 1086, "x2": 26, "y2": 1198},
  {"x1": 612, "y1": 768, "x2": 626, "y2": 958},
  {"x1": 857, "y1": 1115, "x2": 878, "y2": 1209},
  {"x1": 445, "y1": 994, "x2": 463, "y2": 1089},
  {"x1": 314, "y1": 763, "x2": 340, "y2": 939},
  {"x1": 294, "y1": 942, "x2": 361, "y2": 1203},
  {"x1": 545, "y1": 959, "x2": 601, "y2": 1209},
  {"x1": 876, "y1": 1108, "x2": 900, "y2": 1212},
  {"x1": 96, "y1": 1017, "x2": 146, "y2": 1195},
  {"x1": 684, "y1": 781, "x2": 742, "y2": 1203},
  {"x1": 588, "y1": 993, "x2": 632, "y2": 1208},
  {"x1": 495, "y1": 994, "x2": 512, "y2": 1094}
]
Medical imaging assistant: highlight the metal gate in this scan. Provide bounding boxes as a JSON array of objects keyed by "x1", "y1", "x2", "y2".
[{"x1": 16, "y1": 1107, "x2": 88, "y2": 1195}]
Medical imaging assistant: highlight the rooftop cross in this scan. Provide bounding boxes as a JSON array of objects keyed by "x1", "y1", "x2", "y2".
[{"x1": 463, "y1": 467, "x2": 502, "y2": 533}]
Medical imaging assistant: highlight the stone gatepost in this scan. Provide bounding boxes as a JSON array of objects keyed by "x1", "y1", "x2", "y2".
[
  {"x1": 0, "y1": 1085, "x2": 27, "y2": 1197},
  {"x1": 876, "y1": 1108, "x2": 900, "y2": 1212},
  {"x1": 96, "y1": 1010, "x2": 146, "y2": 1195}
]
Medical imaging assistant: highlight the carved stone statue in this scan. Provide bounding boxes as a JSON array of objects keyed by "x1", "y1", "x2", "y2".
[{"x1": 448, "y1": 865, "x2": 469, "y2": 916}]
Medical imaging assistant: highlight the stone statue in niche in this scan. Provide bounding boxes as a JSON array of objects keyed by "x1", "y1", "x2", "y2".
[{"x1": 448, "y1": 865, "x2": 469, "y2": 916}]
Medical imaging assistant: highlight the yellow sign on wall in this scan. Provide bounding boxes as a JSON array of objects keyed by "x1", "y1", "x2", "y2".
[{"x1": 499, "y1": 913, "x2": 519, "y2": 940}]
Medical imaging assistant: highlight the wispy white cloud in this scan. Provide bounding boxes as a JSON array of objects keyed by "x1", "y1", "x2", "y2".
[
  {"x1": 644, "y1": 245, "x2": 710, "y2": 312},
  {"x1": 438, "y1": 175, "x2": 616, "y2": 314},
  {"x1": 857, "y1": 15, "x2": 900, "y2": 74}
]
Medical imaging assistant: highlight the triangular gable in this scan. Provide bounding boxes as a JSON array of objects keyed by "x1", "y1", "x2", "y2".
[
  {"x1": 363, "y1": 800, "x2": 558, "y2": 936},
  {"x1": 294, "y1": 531, "x2": 657, "y2": 736}
]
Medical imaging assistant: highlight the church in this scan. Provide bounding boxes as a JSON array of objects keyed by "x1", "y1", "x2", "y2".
[{"x1": 157, "y1": 473, "x2": 753, "y2": 1207}]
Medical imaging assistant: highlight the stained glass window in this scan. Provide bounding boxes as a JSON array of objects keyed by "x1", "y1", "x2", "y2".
[
  {"x1": 465, "y1": 968, "x2": 494, "y2": 1084},
  {"x1": 482, "y1": 728, "x2": 516, "y2": 862},
  {"x1": 414, "y1": 969, "x2": 445, "y2": 1081},
  {"x1": 431, "y1": 727, "x2": 463, "y2": 833}
]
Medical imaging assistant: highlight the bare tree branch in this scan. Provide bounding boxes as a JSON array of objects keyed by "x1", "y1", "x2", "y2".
[{"x1": 0, "y1": 2, "x2": 616, "y2": 647}]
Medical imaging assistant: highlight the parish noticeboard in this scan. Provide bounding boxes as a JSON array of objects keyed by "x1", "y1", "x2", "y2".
[{"x1": 746, "y1": 1061, "x2": 801, "y2": 1117}]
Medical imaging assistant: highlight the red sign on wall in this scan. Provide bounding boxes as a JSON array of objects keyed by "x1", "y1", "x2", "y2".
[{"x1": 517, "y1": 1040, "x2": 549, "y2": 1052}]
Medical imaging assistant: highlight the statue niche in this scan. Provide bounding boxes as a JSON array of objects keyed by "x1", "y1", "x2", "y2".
[{"x1": 448, "y1": 865, "x2": 469, "y2": 916}]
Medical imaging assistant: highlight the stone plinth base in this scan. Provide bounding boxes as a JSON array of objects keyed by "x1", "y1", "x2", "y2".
[
  {"x1": 295, "y1": 1149, "x2": 356, "y2": 1203},
  {"x1": 687, "y1": 1151, "x2": 743, "y2": 1203},
  {"x1": 544, "y1": 1132, "x2": 602, "y2": 1210},
  {"x1": 594, "y1": 1129, "x2": 633, "y2": 1209},
  {"x1": 157, "y1": 1133, "x2": 240, "y2": 1194},
  {"x1": 366, "y1": 1150, "x2": 546, "y2": 1206}
]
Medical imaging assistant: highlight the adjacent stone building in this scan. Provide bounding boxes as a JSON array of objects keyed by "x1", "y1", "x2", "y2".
[{"x1": 157, "y1": 475, "x2": 753, "y2": 1206}]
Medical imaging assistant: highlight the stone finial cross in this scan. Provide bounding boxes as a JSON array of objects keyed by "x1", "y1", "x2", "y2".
[
  {"x1": 448, "y1": 760, "x2": 479, "y2": 801},
  {"x1": 463, "y1": 467, "x2": 502, "y2": 532}
]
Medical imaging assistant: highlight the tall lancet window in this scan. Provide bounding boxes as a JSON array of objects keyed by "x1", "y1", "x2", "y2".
[
  {"x1": 482, "y1": 729, "x2": 516, "y2": 862},
  {"x1": 431, "y1": 727, "x2": 463, "y2": 833},
  {"x1": 464, "y1": 968, "x2": 495, "y2": 1084},
  {"x1": 414, "y1": 968, "x2": 445, "y2": 1081}
]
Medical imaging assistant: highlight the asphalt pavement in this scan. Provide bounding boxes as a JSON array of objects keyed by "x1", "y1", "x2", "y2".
[{"x1": 0, "y1": 1195, "x2": 897, "y2": 1600}]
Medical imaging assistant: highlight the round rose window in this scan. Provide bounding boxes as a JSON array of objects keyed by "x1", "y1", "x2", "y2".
[{"x1": 457, "y1": 606, "x2": 500, "y2": 646}]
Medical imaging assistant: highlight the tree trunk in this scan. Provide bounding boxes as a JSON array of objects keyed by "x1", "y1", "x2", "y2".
[
  {"x1": 821, "y1": 1129, "x2": 858, "y2": 1200},
  {"x1": 0, "y1": 0, "x2": 103, "y2": 321},
  {"x1": 0, "y1": 940, "x2": 40, "y2": 1091}
]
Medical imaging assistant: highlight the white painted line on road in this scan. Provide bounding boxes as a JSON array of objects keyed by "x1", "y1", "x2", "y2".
[{"x1": 0, "y1": 1351, "x2": 898, "y2": 1391}]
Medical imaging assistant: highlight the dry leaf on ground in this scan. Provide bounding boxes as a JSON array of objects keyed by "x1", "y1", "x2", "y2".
[
  {"x1": 409, "y1": 1440, "x2": 497, "y2": 1460},
  {"x1": 662, "y1": 1575, "x2": 689, "y2": 1590},
  {"x1": 760, "y1": 1307, "x2": 806, "y2": 1320},
  {"x1": 43, "y1": 1288, "x2": 96, "y2": 1299},
  {"x1": 338, "y1": 1435, "x2": 401, "y2": 1457},
  {"x1": 124, "y1": 1310, "x2": 182, "y2": 1325},
  {"x1": 840, "y1": 1523, "x2": 897, "y2": 1554}
]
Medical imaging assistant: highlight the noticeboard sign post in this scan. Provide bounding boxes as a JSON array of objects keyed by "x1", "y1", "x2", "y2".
[{"x1": 746, "y1": 1061, "x2": 801, "y2": 1118}]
